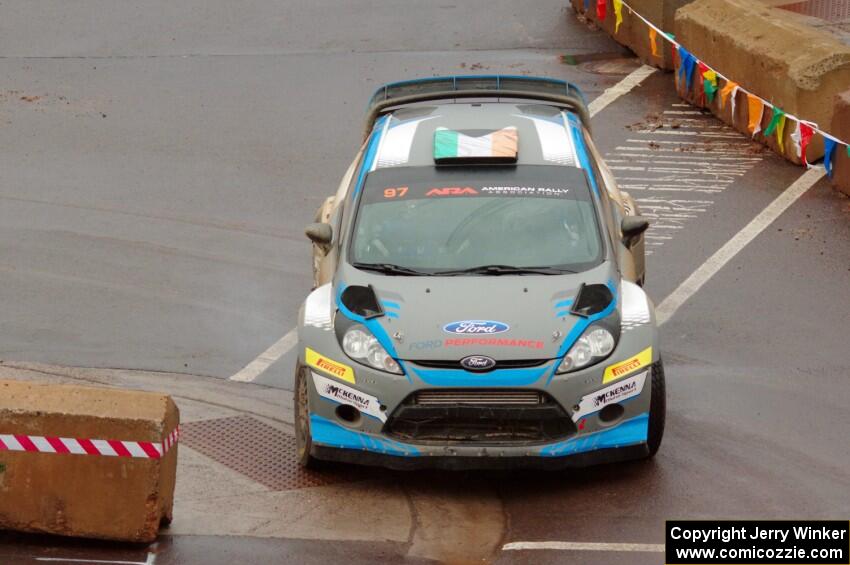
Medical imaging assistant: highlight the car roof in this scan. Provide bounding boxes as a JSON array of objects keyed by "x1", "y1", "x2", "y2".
[{"x1": 367, "y1": 102, "x2": 590, "y2": 170}]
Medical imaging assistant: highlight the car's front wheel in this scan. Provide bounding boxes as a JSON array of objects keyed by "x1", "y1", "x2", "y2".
[
  {"x1": 294, "y1": 363, "x2": 321, "y2": 469},
  {"x1": 645, "y1": 359, "x2": 666, "y2": 458}
]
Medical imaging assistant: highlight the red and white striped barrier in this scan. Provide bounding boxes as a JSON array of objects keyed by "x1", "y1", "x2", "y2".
[{"x1": 0, "y1": 425, "x2": 179, "y2": 459}]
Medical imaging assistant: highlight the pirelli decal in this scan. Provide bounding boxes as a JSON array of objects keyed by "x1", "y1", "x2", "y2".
[
  {"x1": 305, "y1": 347, "x2": 355, "y2": 384},
  {"x1": 602, "y1": 346, "x2": 653, "y2": 384}
]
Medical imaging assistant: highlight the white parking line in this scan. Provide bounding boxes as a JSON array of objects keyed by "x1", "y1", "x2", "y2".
[
  {"x1": 588, "y1": 65, "x2": 657, "y2": 117},
  {"x1": 34, "y1": 554, "x2": 155, "y2": 565},
  {"x1": 503, "y1": 541, "x2": 664, "y2": 552},
  {"x1": 656, "y1": 167, "x2": 825, "y2": 325},
  {"x1": 229, "y1": 327, "x2": 298, "y2": 382}
]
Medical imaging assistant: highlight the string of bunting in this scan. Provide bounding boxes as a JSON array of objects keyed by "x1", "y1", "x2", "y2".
[{"x1": 588, "y1": 0, "x2": 846, "y2": 177}]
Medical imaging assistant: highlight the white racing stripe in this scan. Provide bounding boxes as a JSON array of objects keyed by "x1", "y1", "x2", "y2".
[
  {"x1": 503, "y1": 541, "x2": 665, "y2": 552},
  {"x1": 656, "y1": 167, "x2": 825, "y2": 325},
  {"x1": 588, "y1": 65, "x2": 657, "y2": 117},
  {"x1": 229, "y1": 327, "x2": 298, "y2": 382}
]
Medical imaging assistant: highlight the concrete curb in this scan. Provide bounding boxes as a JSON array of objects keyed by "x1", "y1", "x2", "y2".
[{"x1": 572, "y1": 0, "x2": 850, "y2": 197}]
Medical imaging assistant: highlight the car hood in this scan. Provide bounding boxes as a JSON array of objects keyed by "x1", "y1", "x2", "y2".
[{"x1": 336, "y1": 262, "x2": 619, "y2": 362}]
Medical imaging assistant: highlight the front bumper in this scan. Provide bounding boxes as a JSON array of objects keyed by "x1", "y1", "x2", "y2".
[{"x1": 304, "y1": 353, "x2": 657, "y2": 469}]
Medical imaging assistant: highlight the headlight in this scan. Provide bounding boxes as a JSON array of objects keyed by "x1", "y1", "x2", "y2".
[
  {"x1": 556, "y1": 326, "x2": 615, "y2": 373},
  {"x1": 342, "y1": 325, "x2": 402, "y2": 374}
]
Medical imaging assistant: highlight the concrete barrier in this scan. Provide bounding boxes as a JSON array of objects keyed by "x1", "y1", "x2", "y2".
[
  {"x1": 829, "y1": 91, "x2": 850, "y2": 197},
  {"x1": 570, "y1": 0, "x2": 695, "y2": 70},
  {"x1": 0, "y1": 380, "x2": 178, "y2": 542},
  {"x1": 673, "y1": 0, "x2": 850, "y2": 165}
]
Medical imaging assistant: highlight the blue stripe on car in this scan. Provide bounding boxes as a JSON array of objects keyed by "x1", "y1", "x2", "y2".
[
  {"x1": 381, "y1": 300, "x2": 401, "y2": 310},
  {"x1": 567, "y1": 113, "x2": 599, "y2": 197},
  {"x1": 539, "y1": 412, "x2": 648, "y2": 457},
  {"x1": 546, "y1": 279, "x2": 619, "y2": 386},
  {"x1": 335, "y1": 283, "x2": 412, "y2": 383},
  {"x1": 411, "y1": 365, "x2": 550, "y2": 387},
  {"x1": 352, "y1": 114, "x2": 389, "y2": 199},
  {"x1": 310, "y1": 414, "x2": 419, "y2": 456}
]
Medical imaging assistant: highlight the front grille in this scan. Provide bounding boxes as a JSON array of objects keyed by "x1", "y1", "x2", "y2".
[
  {"x1": 415, "y1": 389, "x2": 543, "y2": 406},
  {"x1": 384, "y1": 390, "x2": 576, "y2": 445},
  {"x1": 411, "y1": 359, "x2": 548, "y2": 370}
]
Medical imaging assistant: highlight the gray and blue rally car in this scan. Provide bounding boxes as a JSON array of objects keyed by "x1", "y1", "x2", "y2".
[{"x1": 296, "y1": 76, "x2": 664, "y2": 469}]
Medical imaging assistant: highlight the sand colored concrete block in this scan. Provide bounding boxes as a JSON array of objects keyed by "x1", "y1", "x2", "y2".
[
  {"x1": 0, "y1": 380, "x2": 178, "y2": 542},
  {"x1": 674, "y1": 0, "x2": 850, "y2": 164},
  {"x1": 571, "y1": 0, "x2": 695, "y2": 70},
  {"x1": 829, "y1": 91, "x2": 850, "y2": 197}
]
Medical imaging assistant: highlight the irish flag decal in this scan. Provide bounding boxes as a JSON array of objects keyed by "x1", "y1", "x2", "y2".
[{"x1": 434, "y1": 127, "x2": 518, "y2": 163}]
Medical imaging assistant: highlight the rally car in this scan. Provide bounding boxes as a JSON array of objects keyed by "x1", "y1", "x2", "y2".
[{"x1": 295, "y1": 75, "x2": 664, "y2": 469}]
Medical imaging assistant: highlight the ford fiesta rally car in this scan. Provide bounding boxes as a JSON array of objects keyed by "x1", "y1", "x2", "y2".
[{"x1": 295, "y1": 76, "x2": 664, "y2": 469}]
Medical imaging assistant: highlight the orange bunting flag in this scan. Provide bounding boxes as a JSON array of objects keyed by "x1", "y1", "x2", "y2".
[
  {"x1": 649, "y1": 28, "x2": 659, "y2": 58},
  {"x1": 747, "y1": 94, "x2": 764, "y2": 137},
  {"x1": 719, "y1": 80, "x2": 738, "y2": 110}
]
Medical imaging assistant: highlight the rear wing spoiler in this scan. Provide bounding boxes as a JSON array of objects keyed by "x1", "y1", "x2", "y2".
[{"x1": 363, "y1": 75, "x2": 591, "y2": 141}]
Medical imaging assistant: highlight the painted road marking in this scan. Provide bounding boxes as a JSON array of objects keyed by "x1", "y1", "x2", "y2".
[
  {"x1": 606, "y1": 102, "x2": 767, "y2": 254},
  {"x1": 503, "y1": 541, "x2": 664, "y2": 552},
  {"x1": 34, "y1": 554, "x2": 155, "y2": 564},
  {"x1": 230, "y1": 66, "x2": 659, "y2": 384},
  {"x1": 229, "y1": 327, "x2": 298, "y2": 382},
  {"x1": 588, "y1": 65, "x2": 657, "y2": 117},
  {"x1": 656, "y1": 167, "x2": 825, "y2": 325}
]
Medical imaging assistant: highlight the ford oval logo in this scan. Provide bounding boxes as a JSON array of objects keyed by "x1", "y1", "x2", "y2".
[
  {"x1": 460, "y1": 355, "x2": 497, "y2": 372},
  {"x1": 443, "y1": 320, "x2": 510, "y2": 335}
]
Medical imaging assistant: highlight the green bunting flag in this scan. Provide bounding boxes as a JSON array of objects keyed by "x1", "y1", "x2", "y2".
[
  {"x1": 764, "y1": 107, "x2": 785, "y2": 136},
  {"x1": 703, "y1": 69, "x2": 718, "y2": 104},
  {"x1": 764, "y1": 107, "x2": 787, "y2": 152}
]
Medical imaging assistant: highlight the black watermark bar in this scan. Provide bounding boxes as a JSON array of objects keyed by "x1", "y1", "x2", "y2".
[{"x1": 666, "y1": 521, "x2": 849, "y2": 564}]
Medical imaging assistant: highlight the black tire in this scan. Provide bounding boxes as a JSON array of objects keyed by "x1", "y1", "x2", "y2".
[
  {"x1": 645, "y1": 359, "x2": 666, "y2": 458},
  {"x1": 294, "y1": 363, "x2": 322, "y2": 469}
]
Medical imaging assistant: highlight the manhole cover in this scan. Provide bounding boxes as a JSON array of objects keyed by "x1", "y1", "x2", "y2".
[
  {"x1": 578, "y1": 57, "x2": 641, "y2": 76},
  {"x1": 560, "y1": 52, "x2": 639, "y2": 75},
  {"x1": 181, "y1": 415, "x2": 378, "y2": 490}
]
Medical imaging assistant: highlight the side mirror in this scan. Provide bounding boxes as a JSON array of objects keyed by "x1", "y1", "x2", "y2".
[
  {"x1": 305, "y1": 223, "x2": 333, "y2": 248},
  {"x1": 621, "y1": 215, "x2": 649, "y2": 244}
]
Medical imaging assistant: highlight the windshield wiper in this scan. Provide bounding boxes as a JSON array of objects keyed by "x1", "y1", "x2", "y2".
[
  {"x1": 351, "y1": 262, "x2": 433, "y2": 276},
  {"x1": 434, "y1": 264, "x2": 576, "y2": 276}
]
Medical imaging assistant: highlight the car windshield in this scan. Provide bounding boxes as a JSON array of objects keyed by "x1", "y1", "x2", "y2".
[{"x1": 349, "y1": 165, "x2": 603, "y2": 275}]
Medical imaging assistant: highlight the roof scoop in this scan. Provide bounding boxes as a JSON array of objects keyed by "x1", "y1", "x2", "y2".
[
  {"x1": 340, "y1": 285, "x2": 384, "y2": 319},
  {"x1": 434, "y1": 127, "x2": 518, "y2": 164},
  {"x1": 570, "y1": 283, "x2": 614, "y2": 317}
]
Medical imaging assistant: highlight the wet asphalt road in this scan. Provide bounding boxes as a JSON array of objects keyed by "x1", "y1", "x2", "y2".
[{"x1": 2, "y1": 1, "x2": 850, "y2": 563}]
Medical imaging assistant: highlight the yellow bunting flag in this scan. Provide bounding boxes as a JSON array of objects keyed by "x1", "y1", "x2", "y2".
[
  {"x1": 776, "y1": 113, "x2": 787, "y2": 153},
  {"x1": 747, "y1": 94, "x2": 765, "y2": 137},
  {"x1": 613, "y1": 0, "x2": 624, "y2": 33},
  {"x1": 649, "y1": 28, "x2": 659, "y2": 58},
  {"x1": 719, "y1": 80, "x2": 738, "y2": 110}
]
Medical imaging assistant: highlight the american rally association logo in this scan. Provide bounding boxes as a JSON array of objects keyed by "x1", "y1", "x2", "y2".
[{"x1": 443, "y1": 320, "x2": 510, "y2": 335}]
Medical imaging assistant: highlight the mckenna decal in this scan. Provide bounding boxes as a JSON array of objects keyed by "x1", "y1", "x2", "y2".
[
  {"x1": 312, "y1": 372, "x2": 386, "y2": 422},
  {"x1": 305, "y1": 347, "x2": 356, "y2": 384},
  {"x1": 480, "y1": 186, "x2": 570, "y2": 197},
  {"x1": 426, "y1": 187, "x2": 478, "y2": 197},
  {"x1": 443, "y1": 320, "x2": 510, "y2": 335},
  {"x1": 444, "y1": 337, "x2": 544, "y2": 349},
  {"x1": 572, "y1": 371, "x2": 647, "y2": 421},
  {"x1": 602, "y1": 346, "x2": 652, "y2": 383}
]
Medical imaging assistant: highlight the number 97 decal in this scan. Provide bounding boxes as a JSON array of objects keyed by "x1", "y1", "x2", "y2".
[{"x1": 383, "y1": 186, "x2": 408, "y2": 199}]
